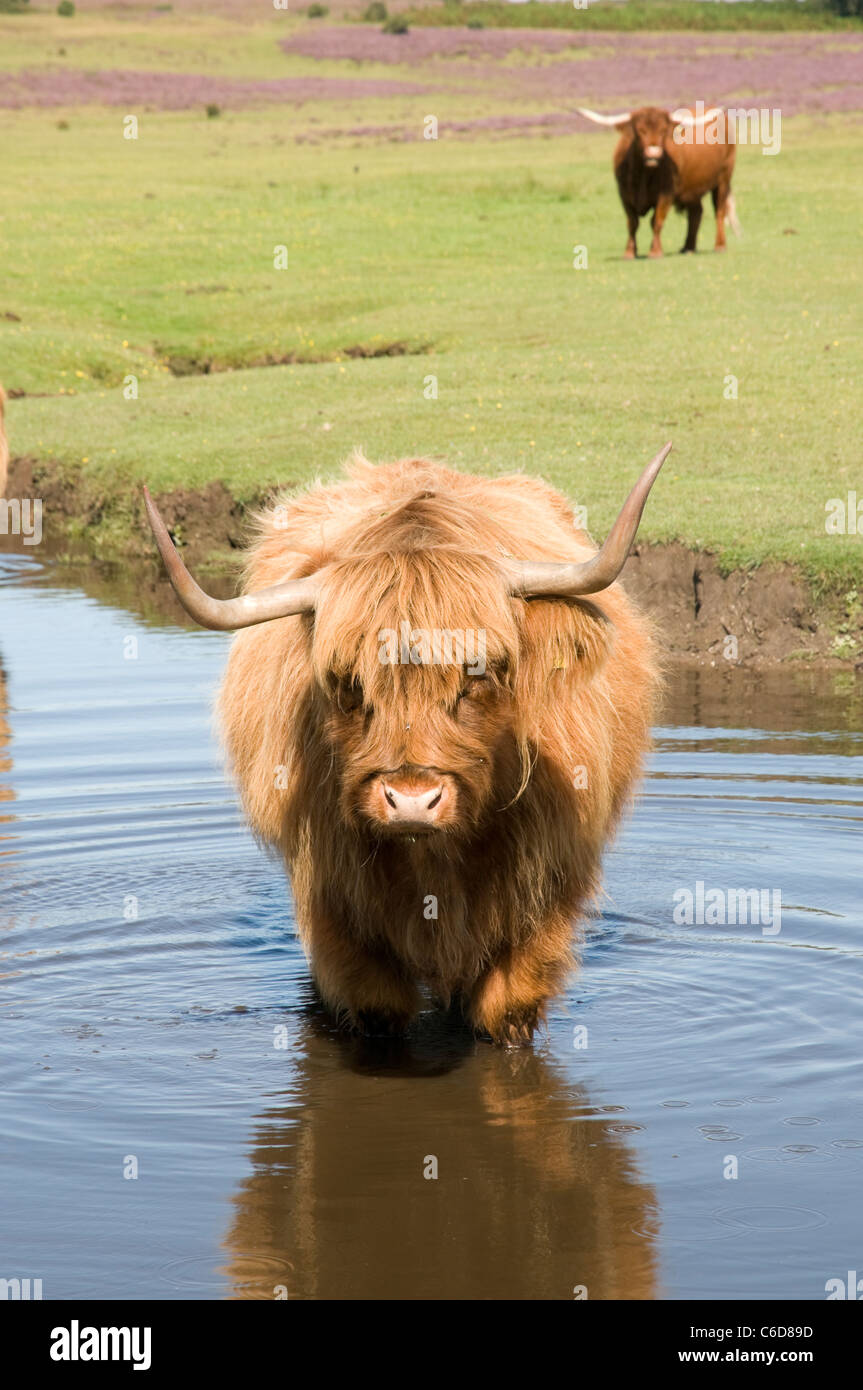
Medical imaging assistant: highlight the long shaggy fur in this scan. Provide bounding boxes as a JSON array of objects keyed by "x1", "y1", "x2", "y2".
[{"x1": 216, "y1": 455, "x2": 659, "y2": 1044}]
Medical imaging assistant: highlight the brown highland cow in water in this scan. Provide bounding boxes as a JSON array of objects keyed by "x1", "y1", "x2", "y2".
[{"x1": 144, "y1": 444, "x2": 668, "y2": 1044}]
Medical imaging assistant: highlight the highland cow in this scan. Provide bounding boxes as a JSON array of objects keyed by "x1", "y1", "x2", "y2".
[
  {"x1": 144, "y1": 444, "x2": 669, "y2": 1045},
  {"x1": 579, "y1": 105, "x2": 739, "y2": 258}
]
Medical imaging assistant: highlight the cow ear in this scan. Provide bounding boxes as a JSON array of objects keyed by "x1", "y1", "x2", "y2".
[{"x1": 516, "y1": 597, "x2": 613, "y2": 698}]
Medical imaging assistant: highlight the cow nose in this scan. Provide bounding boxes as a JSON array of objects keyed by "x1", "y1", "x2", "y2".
[
  {"x1": 382, "y1": 782, "x2": 444, "y2": 826},
  {"x1": 644, "y1": 144, "x2": 663, "y2": 162}
]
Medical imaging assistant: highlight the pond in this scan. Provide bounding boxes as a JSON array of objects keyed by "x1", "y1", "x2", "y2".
[{"x1": 1, "y1": 553, "x2": 861, "y2": 1300}]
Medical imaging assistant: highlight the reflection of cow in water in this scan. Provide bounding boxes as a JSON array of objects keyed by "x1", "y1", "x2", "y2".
[{"x1": 221, "y1": 1008, "x2": 658, "y2": 1300}]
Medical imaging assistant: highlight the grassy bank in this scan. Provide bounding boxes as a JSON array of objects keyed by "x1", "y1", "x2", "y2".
[{"x1": 0, "y1": 10, "x2": 861, "y2": 595}]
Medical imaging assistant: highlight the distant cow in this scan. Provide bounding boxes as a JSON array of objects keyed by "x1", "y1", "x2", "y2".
[
  {"x1": 144, "y1": 445, "x2": 669, "y2": 1045},
  {"x1": 579, "y1": 105, "x2": 740, "y2": 259}
]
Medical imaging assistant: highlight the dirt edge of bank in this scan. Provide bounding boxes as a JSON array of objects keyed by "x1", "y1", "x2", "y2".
[{"x1": 6, "y1": 454, "x2": 862, "y2": 671}]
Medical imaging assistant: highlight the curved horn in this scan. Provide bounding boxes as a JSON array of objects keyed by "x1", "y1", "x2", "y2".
[
  {"x1": 669, "y1": 106, "x2": 723, "y2": 127},
  {"x1": 576, "y1": 106, "x2": 632, "y2": 128},
  {"x1": 143, "y1": 487, "x2": 320, "y2": 630},
  {"x1": 505, "y1": 443, "x2": 671, "y2": 600}
]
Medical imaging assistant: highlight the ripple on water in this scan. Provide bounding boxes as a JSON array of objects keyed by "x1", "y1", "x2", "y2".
[{"x1": 715, "y1": 1206, "x2": 828, "y2": 1232}]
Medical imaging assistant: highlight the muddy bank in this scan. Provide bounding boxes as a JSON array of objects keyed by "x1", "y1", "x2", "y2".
[
  {"x1": 4, "y1": 454, "x2": 861, "y2": 670},
  {"x1": 623, "y1": 542, "x2": 860, "y2": 669},
  {"x1": 6, "y1": 455, "x2": 257, "y2": 569}
]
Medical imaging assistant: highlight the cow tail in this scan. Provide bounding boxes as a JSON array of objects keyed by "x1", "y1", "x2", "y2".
[{"x1": 726, "y1": 193, "x2": 742, "y2": 238}]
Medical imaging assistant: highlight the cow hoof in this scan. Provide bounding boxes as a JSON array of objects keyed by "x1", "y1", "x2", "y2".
[
  {"x1": 648, "y1": 249, "x2": 663, "y2": 259},
  {"x1": 356, "y1": 1009, "x2": 410, "y2": 1038},
  {"x1": 495, "y1": 1024, "x2": 535, "y2": 1049},
  {"x1": 489, "y1": 1009, "x2": 540, "y2": 1048},
  {"x1": 715, "y1": 244, "x2": 727, "y2": 253}
]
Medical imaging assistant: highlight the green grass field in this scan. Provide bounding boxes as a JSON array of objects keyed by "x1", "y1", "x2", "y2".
[
  {"x1": 1, "y1": 9, "x2": 861, "y2": 590},
  {"x1": 404, "y1": 0, "x2": 861, "y2": 31}
]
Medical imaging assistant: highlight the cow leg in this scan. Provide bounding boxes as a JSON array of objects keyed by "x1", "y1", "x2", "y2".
[
  {"x1": 712, "y1": 181, "x2": 730, "y2": 251},
  {"x1": 465, "y1": 934, "x2": 572, "y2": 1047},
  {"x1": 310, "y1": 917, "x2": 421, "y2": 1035},
  {"x1": 681, "y1": 200, "x2": 703, "y2": 253},
  {"x1": 623, "y1": 206, "x2": 639, "y2": 260},
  {"x1": 648, "y1": 194, "x2": 673, "y2": 258}
]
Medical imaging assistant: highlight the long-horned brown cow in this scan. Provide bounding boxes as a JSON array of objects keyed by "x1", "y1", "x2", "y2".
[
  {"x1": 144, "y1": 444, "x2": 669, "y2": 1045},
  {"x1": 579, "y1": 105, "x2": 739, "y2": 259}
]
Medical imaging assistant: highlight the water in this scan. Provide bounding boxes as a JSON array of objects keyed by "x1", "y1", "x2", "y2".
[{"x1": 1, "y1": 553, "x2": 861, "y2": 1301}]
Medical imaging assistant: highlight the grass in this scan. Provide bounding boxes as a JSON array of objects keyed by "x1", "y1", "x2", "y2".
[
  {"x1": 401, "y1": 0, "x2": 862, "y2": 31},
  {"x1": 0, "y1": 12, "x2": 861, "y2": 591},
  {"x1": 0, "y1": 11, "x2": 307, "y2": 77}
]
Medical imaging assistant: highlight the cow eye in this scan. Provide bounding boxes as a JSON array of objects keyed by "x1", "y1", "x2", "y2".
[
  {"x1": 332, "y1": 676, "x2": 364, "y2": 713},
  {"x1": 455, "y1": 675, "x2": 489, "y2": 705}
]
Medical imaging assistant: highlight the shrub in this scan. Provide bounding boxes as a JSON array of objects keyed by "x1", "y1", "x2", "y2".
[
  {"x1": 307, "y1": 2, "x2": 329, "y2": 15},
  {"x1": 206, "y1": 103, "x2": 221, "y2": 119},
  {"x1": 382, "y1": 13, "x2": 409, "y2": 33},
  {"x1": 363, "y1": 1, "x2": 387, "y2": 18},
  {"x1": 57, "y1": 0, "x2": 75, "y2": 14}
]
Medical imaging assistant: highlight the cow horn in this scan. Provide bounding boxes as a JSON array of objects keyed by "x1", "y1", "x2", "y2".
[
  {"x1": 504, "y1": 443, "x2": 671, "y2": 600},
  {"x1": 143, "y1": 487, "x2": 320, "y2": 629},
  {"x1": 669, "y1": 106, "x2": 723, "y2": 127},
  {"x1": 576, "y1": 106, "x2": 632, "y2": 127}
]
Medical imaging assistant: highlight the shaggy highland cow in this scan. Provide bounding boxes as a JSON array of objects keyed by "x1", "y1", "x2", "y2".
[{"x1": 144, "y1": 445, "x2": 668, "y2": 1044}]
